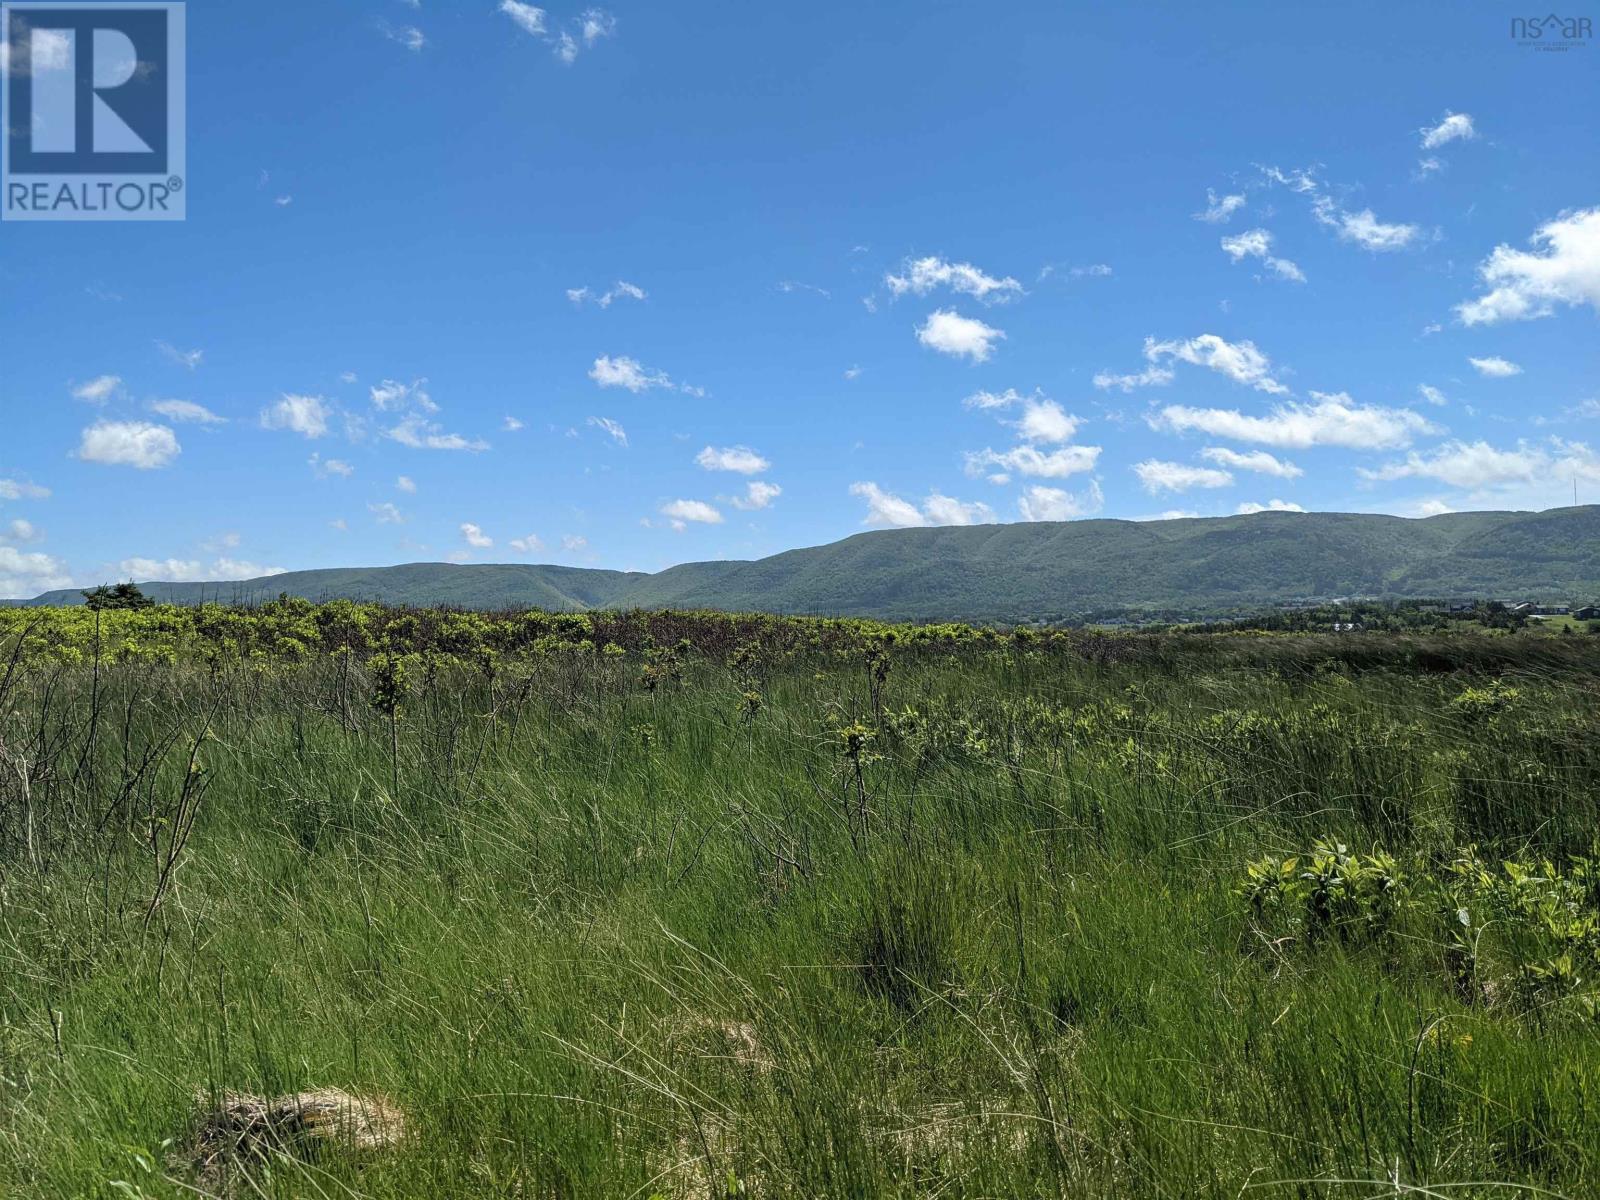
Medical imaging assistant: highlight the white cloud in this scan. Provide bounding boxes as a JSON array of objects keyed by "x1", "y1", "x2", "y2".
[
  {"x1": 1420, "y1": 111, "x2": 1476, "y2": 150},
  {"x1": 696, "y1": 444, "x2": 769, "y2": 474},
  {"x1": 844, "y1": 366, "x2": 862, "y2": 380},
  {"x1": 0, "y1": 547, "x2": 71, "y2": 599},
  {"x1": 582, "y1": 8, "x2": 616, "y2": 44},
  {"x1": 1017, "y1": 481, "x2": 1104, "y2": 522},
  {"x1": 509, "y1": 533, "x2": 545, "y2": 553},
  {"x1": 76, "y1": 421, "x2": 180, "y2": 469},
  {"x1": 965, "y1": 444, "x2": 1100, "y2": 479},
  {"x1": 1134, "y1": 460, "x2": 1234, "y2": 494},
  {"x1": 849, "y1": 481, "x2": 993, "y2": 527},
  {"x1": 1195, "y1": 190, "x2": 1246, "y2": 223},
  {"x1": 921, "y1": 493, "x2": 994, "y2": 526},
  {"x1": 849, "y1": 482, "x2": 924, "y2": 527},
  {"x1": 1312, "y1": 196, "x2": 1419, "y2": 252},
  {"x1": 155, "y1": 341, "x2": 203, "y2": 369},
  {"x1": 1236, "y1": 499, "x2": 1306, "y2": 515},
  {"x1": 1, "y1": 24, "x2": 71, "y2": 76},
  {"x1": 1418, "y1": 384, "x2": 1448, "y2": 407},
  {"x1": 3, "y1": 518, "x2": 40, "y2": 543},
  {"x1": 114, "y1": 557, "x2": 200, "y2": 582},
  {"x1": 885, "y1": 256, "x2": 1021, "y2": 303},
  {"x1": 553, "y1": 31, "x2": 579, "y2": 63},
  {"x1": 963, "y1": 388, "x2": 1026, "y2": 411},
  {"x1": 729, "y1": 480, "x2": 781, "y2": 511},
  {"x1": 589, "y1": 416, "x2": 628, "y2": 446},
  {"x1": 498, "y1": 1, "x2": 546, "y2": 35},
  {"x1": 201, "y1": 532, "x2": 240, "y2": 552},
  {"x1": 1014, "y1": 399, "x2": 1078, "y2": 445},
  {"x1": 561, "y1": 535, "x2": 587, "y2": 552},
  {"x1": 309, "y1": 453, "x2": 354, "y2": 479},
  {"x1": 916, "y1": 309, "x2": 1005, "y2": 362},
  {"x1": 660, "y1": 499, "x2": 723, "y2": 527},
  {"x1": 1092, "y1": 362, "x2": 1176, "y2": 391},
  {"x1": 568, "y1": 280, "x2": 645, "y2": 308},
  {"x1": 0, "y1": 479, "x2": 51, "y2": 500},
  {"x1": 503, "y1": 415, "x2": 524, "y2": 432},
  {"x1": 460, "y1": 522, "x2": 493, "y2": 548},
  {"x1": 386, "y1": 415, "x2": 489, "y2": 451},
  {"x1": 72, "y1": 374, "x2": 121, "y2": 404},
  {"x1": 589, "y1": 354, "x2": 675, "y2": 392},
  {"x1": 1200, "y1": 446, "x2": 1303, "y2": 478},
  {"x1": 382, "y1": 23, "x2": 426, "y2": 51},
  {"x1": 149, "y1": 399, "x2": 225, "y2": 425},
  {"x1": 964, "y1": 391, "x2": 1084, "y2": 444},
  {"x1": 1097, "y1": 334, "x2": 1288, "y2": 394},
  {"x1": 1360, "y1": 440, "x2": 1550, "y2": 489},
  {"x1": 1456, "y1": 208, "x2": 1600, "y2": 325},
  {"x1": 1468, "y1": 355, "x2": 1522, "y2": 378},
  {"x1": 1153, "y1": 393, "x2": 1435, "y2": 450},
  {"x1": 111, "y1": 556, "x2": 287, "y2": 583},
  {"x1": 213, "y1": 559, "x2": 287, "y2": 579},
  {"x1": 261, "y1": 394, "x2": 330, "y2": 438},
  {"x1": 396, "y1": 475, "x2": 416, "y2": 493},
  {"x1": 1219, "y1": 228, "x2": 1305, "y2": 282},
  {"x1": 1070, "y1": 263, "x2": 1113, "y2": 278},
  {"x1": 369, "y1": 378, "x2": 435, "y2": 412},
  {"x1": 369, "y1": 502, "x2": 405, "y2": 524}
]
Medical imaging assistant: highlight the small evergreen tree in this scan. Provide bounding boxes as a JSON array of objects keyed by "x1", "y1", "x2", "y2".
[{"x1": 82, "y1": 582, "x2": 155, "y2": 611}]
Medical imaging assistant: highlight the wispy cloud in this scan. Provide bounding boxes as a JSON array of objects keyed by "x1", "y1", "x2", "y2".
[
  {"x1": 886, "y1": 256, "x2": 1021, "y2": 303},
  {"x1": 155, "y1": 341, "x2": 203, "y2": 369},
  {"x1": 1194, "y1": 189, "x2": 1246, "y2": 223},
  {"x1": 1219, "y1": 229, "x2": 1305, "y2": 282},
  {"x1": 71, "y1": 375, "x2": 121, "y2": 404},
  {"x1": 1468, "y1": 355, "x2": 1522, "y2": 378},
  {"x1": 588, "y1": 416, "x2": 628, "y2": 445},
  {"x1": 696, "y1": 445, "x2": 769, "y2": 474},
  {"x1": 1152, "y1": 393, "x2": 1434, "y2": 450},
  {"x1": 568, "y1": 280, "x2": 646, "y2": 307},
  {"x1": 149, "y1": 399, "x2": 225, "y2": 425},
  {"x1": 1096, "y1": 334, "x2": 1289, "y2": 395},
  {"x1": 260, "y1": 394, "x2": 330, "y2": 438},
  {"x1": 1134, "y1": 460, "x2": 1234, "y2": 494}
]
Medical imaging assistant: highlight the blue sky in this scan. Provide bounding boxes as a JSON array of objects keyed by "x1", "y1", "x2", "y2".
[{"x1": 2, "y1": 1, "x2": 1597, "y2": 596}]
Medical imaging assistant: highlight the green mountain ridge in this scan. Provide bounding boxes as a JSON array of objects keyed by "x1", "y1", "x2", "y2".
[{"x1": 14, "y1": 506, "x2": 1600, "y2": 620}]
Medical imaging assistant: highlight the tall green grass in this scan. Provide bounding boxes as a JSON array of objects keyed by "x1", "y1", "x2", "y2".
[{"x1": 1, "y1": 612, "x2": 1597, "y2": 1197}]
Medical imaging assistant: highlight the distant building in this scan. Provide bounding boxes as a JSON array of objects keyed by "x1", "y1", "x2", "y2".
[{"x1": 1574, "y1": 605, "x2": 1600, "y2": 620}]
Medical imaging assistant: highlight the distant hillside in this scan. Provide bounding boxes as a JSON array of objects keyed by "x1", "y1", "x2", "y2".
[{"x1": 15, "y1": 507, "x2": 1600, "y2": 621}]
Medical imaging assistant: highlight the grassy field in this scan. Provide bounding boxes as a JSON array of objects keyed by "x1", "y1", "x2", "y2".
[{"x1": 2, "y1": 602, "x2": 1598, "y2": 1198}]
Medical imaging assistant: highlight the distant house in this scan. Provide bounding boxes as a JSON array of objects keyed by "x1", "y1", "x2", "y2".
[{"x1": 1574, "y1": 605, "x2": 1600, "y2": 620}]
